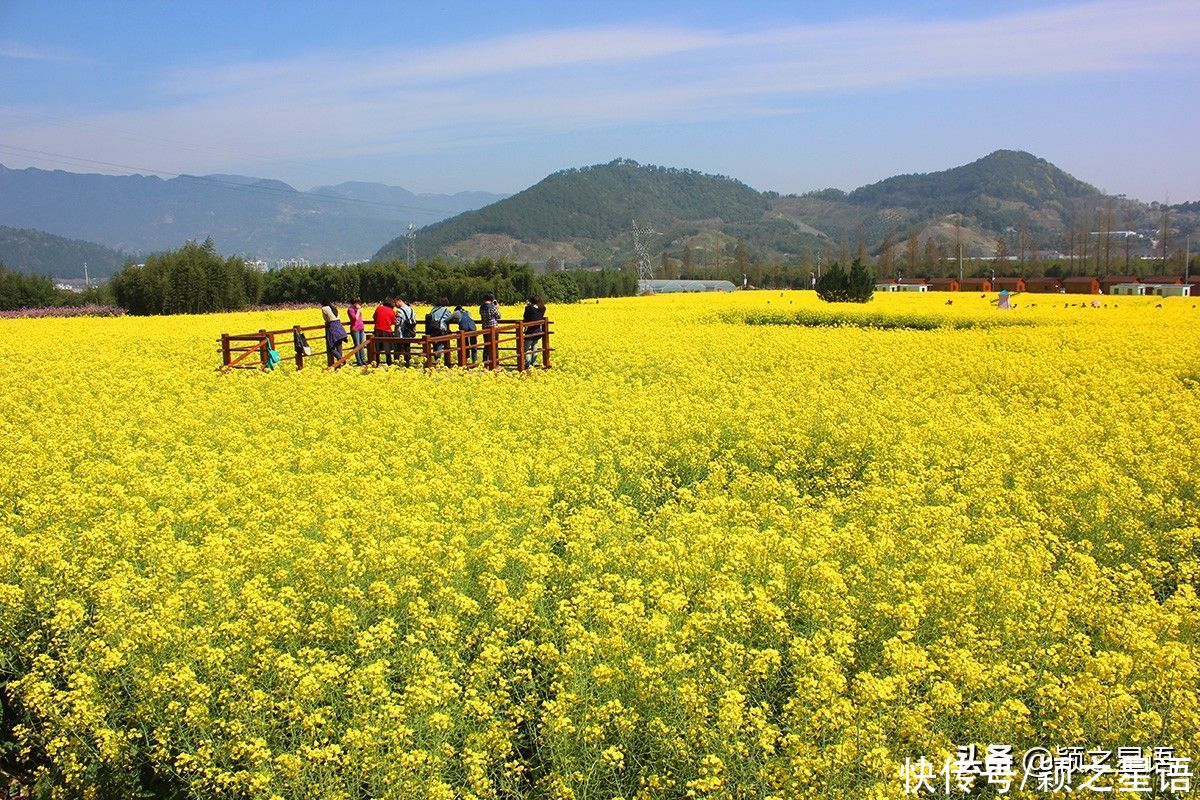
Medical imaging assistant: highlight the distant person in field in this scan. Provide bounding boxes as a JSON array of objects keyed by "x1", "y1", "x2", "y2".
[
  {"x1": 372, "y1": 298, "x2": 396, "y2": 366},
  {"x1": 425, "y1": 296, "x2": 453, "y2": 366},
  {"x1": 451, "y1": 304, "x2": 479, "y2": 363},
  {"x1": 347, "y1": 297, "x2": 366, "y2": 366},
  {"x1": 320, "y1": 299, "x2": 348, "y2": 367},
  {"x1": 479, "y1": 292, "x2": 501, "y2": 369},
  {"x1": 395, "y1": 296, "x2": 416, "y2": 367},
  {"x1": 523, "y1": 295, "x2": 546, "y2": 367}
]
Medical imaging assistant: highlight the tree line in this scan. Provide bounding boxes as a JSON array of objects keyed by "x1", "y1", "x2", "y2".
[
  {"x1": 0, "y1": 263, "x2": 115, "y2": 311},
  {"x1": 104, "y1": 239, "x2": 637, "y2": 315}
]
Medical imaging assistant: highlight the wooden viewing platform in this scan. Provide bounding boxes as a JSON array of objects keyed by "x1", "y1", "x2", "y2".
[{"x1": 218, "y1": 318, "x2": 553, "y2": 373}]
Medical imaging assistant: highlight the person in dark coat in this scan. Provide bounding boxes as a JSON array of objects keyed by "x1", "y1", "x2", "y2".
[
  {"x1": 451, "y1": 305, "x2": 479, "y2": 363},
  {"x1": 321, "y1": 300, "x2": 348, "y2": 367},
  {"x1": 522, "y1": 295, "x2": 546, "y2": 367}
]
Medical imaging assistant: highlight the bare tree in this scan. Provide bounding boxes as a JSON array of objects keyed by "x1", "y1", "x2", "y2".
[
  {"x1": 1159, "y1": 202, "x2": 1172, "y2": 269},
  {"x1": 1101, "y1": 198, "x2": 1115, "y2": 277},
  {"x1": 879, "y1": 233, "x2": 894, "y2": 275},
  {"x1": 906, "y1": 228, "x2": 919, "y2": 275},
  {"x1": 953, "y1": 215, "x2": 964, "y2": 266},
  {"x1": 924, "y1": 237, "x2": 938, "y2": 275},
  {"x1": 994, "y1": 236, "x2": 1010, "y2": 265},
  {"x1": 1017, "y1": 213, "x2": 1029, "y2": 266}
]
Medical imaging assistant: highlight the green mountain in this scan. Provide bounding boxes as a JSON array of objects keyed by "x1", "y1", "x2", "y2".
[
  {"x1": 784, "y1": 150, "x2": 1105, "y2": 247},
  {"x1": 373, "y1": 151, "x2": 1196, "y2": 270},
  {"x1": 0, "y1": 225, "x2": 130, "y2": 280},
  {"x1": 375, "y1": 159, "x2": 822, "y2": 267}
]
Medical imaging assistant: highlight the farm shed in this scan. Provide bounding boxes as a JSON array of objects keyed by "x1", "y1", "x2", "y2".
[
  {"x1": 1108, "y1": 283, "x2": 1145, "y2": 296},
  {"x1": 1101, "y1": 275, "x2": 1140, "y2": 293},
  {"x1": 1063, "y1": 276, "x2": 1101, "y2": 294},
  {"x1": 895, "y1": 278, "x2": 928, "y2": 292},
  {"x1": 958, "y1": 278, "x2": 993, "y2": 292},
  {"x1": 992, "y1": 277, "x2": 1026, "y2": 292},
  {"x1": 1142, "y1": 275, "x2": 1182, "y2": 285},
  {"x1": 875, "y1": 280, "x2": 899, "y2": 292},
  {"x1": 1147, "y1": 283, "x2": 1192, "y2": 297},
  {"x1": 928, "y1": 278, "x2": 960, "y2": 292},
  {"x1": 1024, "y1": 277, "x2": 1062, "y2": 293}
]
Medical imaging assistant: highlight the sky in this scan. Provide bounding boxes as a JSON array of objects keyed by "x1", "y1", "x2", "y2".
[{"x1": 1, "y1": 0, "x2": 1198, "y2": 200}]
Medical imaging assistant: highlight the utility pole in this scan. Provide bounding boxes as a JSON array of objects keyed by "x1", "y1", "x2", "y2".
[
  {"x1": 958, "y1": 244, "x2": 963, "y2": 282},
  {"x1": 83, "y1": 261, "x2": 90, "y2": 289},
  {"x1": 405, "y1": 224, "x2": 416, "y2": 269},
  {"x1": 632, "y1": 220, "x2": 657, "y2": 283}
]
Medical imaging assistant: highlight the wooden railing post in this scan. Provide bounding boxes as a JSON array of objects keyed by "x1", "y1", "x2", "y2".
[
  {"x1": 516, "y1": 322, "x2": 526, "y2": 372},
  {"x1": 292, "y1": 325, "x2": 304, "y2": 370},
  {"x1": 457, "y1": 331, "x2": 466, "y2": 366},
  {"x1": 258, "y1": 329, "x2": 269, "y2": 368},
  {"x1": 221, "y1": 334, "x2": 231, "y2": 369},
  {"x1": 366, "y1": 334, "x2": 376, "y2": 366},
  {"x1": 541, "y1": 322, "x2": 551, "y2": 369},
  {"x1": 422, "y1": 337, "x2": 432, "y2": 370},
  {"x1": 489, "y1": 328, "x2": 499, "y2": 370}
]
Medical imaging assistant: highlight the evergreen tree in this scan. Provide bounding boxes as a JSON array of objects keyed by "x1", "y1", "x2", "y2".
[
  {"x1": 847, "y1": 257, "x2": 875, "y2": 302},
  {"x1": 815, "y1": 261, "x2": 849, "y2": 302}
]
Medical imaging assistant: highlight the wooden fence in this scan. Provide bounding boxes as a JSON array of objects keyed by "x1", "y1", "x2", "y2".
[{"x1": 218, "y1": 318, "x2": 553, "y2": 373}]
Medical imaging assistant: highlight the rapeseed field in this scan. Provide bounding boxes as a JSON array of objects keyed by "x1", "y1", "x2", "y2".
[{"x1": 0, "y1": 291, "x2": 1197, "y2": 799}]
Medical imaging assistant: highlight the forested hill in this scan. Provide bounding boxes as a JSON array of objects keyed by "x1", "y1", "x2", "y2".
[
  {"x1": 379, "y1": 151, "x2": 1196, "y2": 270},
  {"x1": 0, "y1": 226, "x2": 129, "y2": 279},
  {"x1": 847, "y1": 150, "x2": 1100, "y2": 211},
  {"x1": 773, "y1": 150, "x2": 1114, "y2": 257},
  {"x1": 374, "y1": 159, "x2": 791, "y2": 265}
]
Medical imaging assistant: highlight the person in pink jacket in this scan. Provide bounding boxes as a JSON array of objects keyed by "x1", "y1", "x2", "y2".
[{"x1": 347, "y1": 297, "x2": 367, "y2": 366}]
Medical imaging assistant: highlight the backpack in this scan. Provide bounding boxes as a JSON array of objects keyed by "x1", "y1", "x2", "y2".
[
  {"x1": 425, "y1": 307, "x2": 449, "y2": 336},
  {"x1": 398, "y1": 306, "x2": 417, "y2": 338}
]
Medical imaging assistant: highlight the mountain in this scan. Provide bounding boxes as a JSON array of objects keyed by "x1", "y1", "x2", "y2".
[
  {"x1": 375, "y1": 159, "x2": 822, "y2": 266},
  {"x1": 0, "y1": 164, "x2": 505, "y2": 264},
  {"x1": 375, "y1": 151, "x2": 1196, "y2": 269},
  {"x1": 778, "y1": 150, "x2": 1105, "y2": 248},
  {"x1": 0, "y1": 225, "x2": 129, "y2": 280}
]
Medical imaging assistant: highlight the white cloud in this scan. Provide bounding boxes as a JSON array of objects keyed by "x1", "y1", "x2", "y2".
[
  {"x1": 0, "y1": 40, "x2": 77, "y2": 62},
  {"x1": 1, "y1": 0, "x2": 1197, "y2": 180}
]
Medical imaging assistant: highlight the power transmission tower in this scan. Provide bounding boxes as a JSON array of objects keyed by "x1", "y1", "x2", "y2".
[
  {"x1": 632, "y1": 219, "x2": 657, "y2": 282},
  {"x1": 405, "y1": 223, "x2": 416, "y2": 268}
]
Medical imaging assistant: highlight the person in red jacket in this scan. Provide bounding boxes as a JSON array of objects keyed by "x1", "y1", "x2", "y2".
[{"x1": 372, "y1": 299, "x2": 396, "y2": 366}]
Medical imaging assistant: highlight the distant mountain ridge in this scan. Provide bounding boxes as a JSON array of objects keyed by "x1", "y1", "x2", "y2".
[
  {"x1": 376, "y1": 151, "x2": 1195, "y2": 269},
  {"x1": 5, "y1": 152, "x2": 1196, "y2": 278},
  {"x1": 0, "y1": 163, "x2": 506, "y2": 265}
]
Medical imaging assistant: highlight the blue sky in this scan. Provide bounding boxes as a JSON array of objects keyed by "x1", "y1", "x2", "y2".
[{"x1": 1, "y1": 0, "x2": 1197, "y2": 200}]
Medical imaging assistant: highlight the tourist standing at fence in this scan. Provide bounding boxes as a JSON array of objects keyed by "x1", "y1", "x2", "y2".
[
  {"x1": 347, "y1": 298, "x2": 367, "y2": 366},
  {"x1": 523, "y1": 295, "x2": 546, "y2": 367},
  {"x1": 372, "y1": 298, "x2": 396, "y2": 366},
  {"x1": 426, "y1": 297, "x2": 453, "y2": 367},
  {"x1": 451, "y1": 305, "x2": 478, "y2": 363},
  {"x1": 395, "y1": 296, "x2": 416, "y2": 367},
  {"x1": 321, "y1": 300, "x2": 348, "y2": 367},
  {"x1": 480, "y1": 293, "x2": 501, "y2": 369}
]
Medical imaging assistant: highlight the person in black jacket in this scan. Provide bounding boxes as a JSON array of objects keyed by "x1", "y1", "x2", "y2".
[{"x1": 522, "y1": 295, "x2": 546, "y2": 368}]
